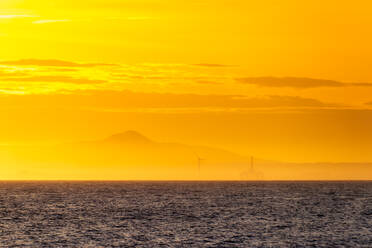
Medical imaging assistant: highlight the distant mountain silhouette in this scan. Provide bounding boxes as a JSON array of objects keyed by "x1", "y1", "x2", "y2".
[
  {"x1": 96, "y1": 130, "x2": 246, "y2": 163},
  {"x1": 103, "y1": 130, "x2": 153, "y2": 145}
]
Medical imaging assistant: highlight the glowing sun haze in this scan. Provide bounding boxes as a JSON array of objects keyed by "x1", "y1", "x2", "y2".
[{"x1": 0, "y1": 0, "x2": 371, "y2": 179}]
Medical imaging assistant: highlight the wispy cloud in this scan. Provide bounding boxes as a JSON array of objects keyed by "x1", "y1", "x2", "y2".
[
  {"x1": 196, "y1": 80, "x2": 222, "y2": 85},
  {"x1": 0, "y1": 59, "x2": 118, "y2": 68},
  {"x1": 236, "y1": 77, "x2": 372, "y2": 89},
  {"x1": 32, "y1": 19, "x2": 70, "y2": 24},
  {"x1": 0, "y1": 15, "x2": 36, "y2": 19},
  {"x1": 1, "y1": 76, "x2": 106, "y2": 85},
  {"x1": 0, "y1": 90, "x2": 339, "y2": 110},
  {"x1": 0, "y1": 70, "x2": 27, "y2": 77},
  {"x1": 106, "y1": 16, "x2": 155, "y2": 21},
  {"x1": 192, "y1": 63, "x2": 234, "y2": 68},
  {"x1": 125, "y1": 16, "x2": 154, "y2": 21}
]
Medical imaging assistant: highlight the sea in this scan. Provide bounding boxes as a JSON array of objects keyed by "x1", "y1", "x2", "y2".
[{"x1": 0, "y1": 181, "x2": 371, "y2": 247}]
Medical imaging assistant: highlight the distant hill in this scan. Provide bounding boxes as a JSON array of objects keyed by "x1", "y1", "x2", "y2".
[
  {"x1": 103, "y1": 130, "x2": 153, "y2": 145},
  {"x1": 90, "y1": 131, "x2": 247, "y2": 162}
]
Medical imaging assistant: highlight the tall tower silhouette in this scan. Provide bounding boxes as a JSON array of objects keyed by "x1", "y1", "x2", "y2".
[{"x1": 197, "y1": 155, "x2": 204, "y2": 176}]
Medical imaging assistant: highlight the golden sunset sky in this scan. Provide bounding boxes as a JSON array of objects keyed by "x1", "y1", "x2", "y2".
[{"x1": 1, "y1": 0, "x2": 372, "y2": 168}]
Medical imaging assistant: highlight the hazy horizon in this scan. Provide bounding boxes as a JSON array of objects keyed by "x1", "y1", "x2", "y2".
[{"x1": 0, "y1": 130, "x2": 370, "y2": 181}]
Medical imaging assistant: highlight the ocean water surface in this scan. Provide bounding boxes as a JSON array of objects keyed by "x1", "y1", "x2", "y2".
[{"x1": 0, "y1": 181, "x2": 371, "y2": 247}]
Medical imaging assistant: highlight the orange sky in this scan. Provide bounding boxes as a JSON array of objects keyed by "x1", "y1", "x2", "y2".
[{"x1": 0, "y1": 0, "x2": 372, "y2": 166}]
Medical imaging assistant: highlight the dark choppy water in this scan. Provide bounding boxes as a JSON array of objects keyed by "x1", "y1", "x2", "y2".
[{"x1": 0, "y1": 182, "x2": 371, "y2": 247}]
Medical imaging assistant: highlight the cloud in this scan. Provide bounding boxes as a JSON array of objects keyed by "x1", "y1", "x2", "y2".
[
  {"x1": 125, "y1": 16, "x2": 154, "y2": 21},
  {"x1": 112, "y1": 74, "x2": 170, "y2": 80},
  {"x1": 196, "y1": 80, "x2": 222, "y2": 85},
  {"x1": 352, "y1": 83, "x2": 372, "y2": 87},
  {"x1": 33, "y1": 19, "x2": 70, "y2": 24},
  {"x1": 0, "y1": 70, "x2": 27, "y2": 77},
  {"x1": 1, "y1": 76, "x2": 105, "y2": 85},
  {"x1": 0, "y1": 59, "x2": 118, "y2": 68},
  {"x1": 0, "y1": 15, "x2": 35, "y2": 19},
  {"x1": 236, "y1": 77, "x2": 372, "y2": 89},
  {"x1": 112, "y1": 73, "x2": 218, "y2": 82},
  {"x1": 0, "y1": 90, "x2": 339, "y2": 110},
  {"x1": 192, "y1": 64, "x2": 234, "y2": 68},
  {"x1": 47, "y1": 68, "x2": 78, "y2": 72},
  {"x1": 106, "y1": 16, "x2": 152, "y2": 21},
  {"x1": 0, "y1": 69, "x2": 104, "y2": 87}
]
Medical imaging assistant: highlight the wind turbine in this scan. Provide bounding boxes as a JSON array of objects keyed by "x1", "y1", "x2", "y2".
[{"x1": 193, "y1": 152, "x2": 205, "y2": 177}]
